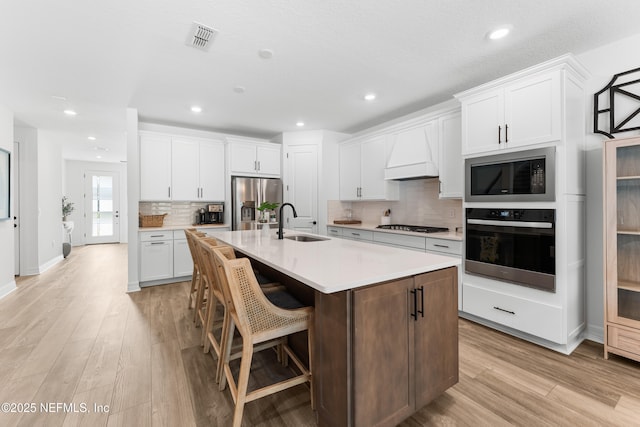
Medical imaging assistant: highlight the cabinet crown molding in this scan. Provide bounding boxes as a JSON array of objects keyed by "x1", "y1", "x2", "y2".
[{"x1": 454, "y1": 53, "x2": 590, "y2": 100}]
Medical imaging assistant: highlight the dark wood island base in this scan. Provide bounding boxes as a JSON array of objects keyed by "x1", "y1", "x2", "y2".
[{"x1": 314, "y1": 267, "x2": 459, "y2": 427}]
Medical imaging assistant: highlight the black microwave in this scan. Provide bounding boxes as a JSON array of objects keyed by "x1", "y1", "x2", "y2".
[{"x1": 465, "y1": 147, "x2": 555, "y2": 202}]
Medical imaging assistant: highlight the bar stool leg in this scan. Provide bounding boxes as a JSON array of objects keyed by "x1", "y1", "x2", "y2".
[
  {"x1": 232, "y1": 340, "x2": 254, "y2": 427},
  {"x1": 218, "y1": 317, "x2": 236, "y2": 390}
]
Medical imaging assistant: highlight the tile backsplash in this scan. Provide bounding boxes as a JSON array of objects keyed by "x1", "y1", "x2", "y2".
[
  {"x1": 139, "y1": 201, "x2": 211, "y2": 226},
  {"x1": 328, "y1": 179, "x2": 462, "y2": 231}
]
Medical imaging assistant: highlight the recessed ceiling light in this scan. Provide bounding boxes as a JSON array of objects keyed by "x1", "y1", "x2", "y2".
[
  {"x1": 191, "y1": 106, "x2": 202, "y2": 113},
  {"x1": 233, "y1": 86, "x2": 246, "y2": 94},
  {"x1": 487, "y1": 25, "x2": 512, "y2": 40},
  {"x1": 364, "y1": 93, "x2": 377, "y2": 101},
  {"x1": 96, "y1": 155, "x2": 102, "y2": 159},
  {"x1": 258, "y1": 49, "x2": 274, "y2": 59},
  {"x1": 296, "y1": 122, "x2": 305, "y2": 127},
  {"x1": 88, "y1": 136, "x2": 96, "y2": 141},
  {"x1": 64, "y1": 110, "x2": 77, "y2": 116}
]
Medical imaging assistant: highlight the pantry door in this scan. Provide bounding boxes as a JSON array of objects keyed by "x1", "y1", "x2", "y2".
[{"x1": 85, "y1": 171, "x2": 120, "y2": 244}]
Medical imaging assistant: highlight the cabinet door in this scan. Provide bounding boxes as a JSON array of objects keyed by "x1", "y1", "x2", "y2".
[
  {"x1": 140, "y1": 135, "x2": 172, "y2": 201},
  {"x1": 286, "y1": 145, "x2": 318, "y2": 233},
  {"x1": 352, "y1": 278, "x2": 415, "y2": 427},
  {"x1": 171, "y1": 138, "x2": 200, "y2": 201},
  {"x1": 360, "y1": 135, "x2": 388, "y2": 200},
  {"x1": 256, "y1": 144, "x2": 281, "y2": 176},
  {"x1": 140, "y1": 240, "x2": 174, "y2": 281},
  {"x1": 339, "y1": 142, "x2": 361, "y2": 200},
  {"x1": 230, "y1": 142, "x2": 257, "y2": 174},
  {"x1": 200, "y1": 141, "x2": 225, "y2": 201},
  {"x1": 504, "y1": 71, "x2": 561, "y2": 149},
  {"x1": 414, "y1": 267, "x2": 458, "y2": 408},
  {"x1": 461, "y1": 89, "x2": 504, "y2": 155},
  {"x1": 438, "y1": 111, "x2": 462, "y2": 198},
  {"x1": 173, "y1": 238, "x2": 193, "y2": 277}
]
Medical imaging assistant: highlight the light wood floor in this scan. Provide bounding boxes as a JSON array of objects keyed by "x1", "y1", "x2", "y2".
[{"x1": 1, "y1": 244, "x2": 640, "y2": 426}]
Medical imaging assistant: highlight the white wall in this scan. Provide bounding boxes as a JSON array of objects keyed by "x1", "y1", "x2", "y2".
[
  {"x1": 0, "y1": 104, "x2": 16, "y2": 298},
  {"x1": 577, "y1": 33, "x2": 640, "y2": 341},
  {"x1": 64, "y1": 160, "x2": 128, "y2": 245},
  {"x1": 36, "y1": 130, "x2": 63, "y2": 271}
]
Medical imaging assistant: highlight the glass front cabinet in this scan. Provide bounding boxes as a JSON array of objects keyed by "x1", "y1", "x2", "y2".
[{"x1": 604, "y1": 136, "x2": 640, "y2": 363}]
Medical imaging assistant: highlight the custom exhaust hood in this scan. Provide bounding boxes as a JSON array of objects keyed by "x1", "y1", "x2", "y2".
[{"x1": 384, "y1": 123, "x2": 439, "y2": 180}]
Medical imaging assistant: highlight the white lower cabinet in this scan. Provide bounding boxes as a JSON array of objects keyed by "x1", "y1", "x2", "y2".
[
  {"x1": 173, "y1": 238, "x2": 193, "y2": 277},
  {"x1": 342, "y1": 229, "x2": 373, "y2": 241},
  {"x1": 462, "y1": 282, "x2": 563, "y2": 344},
  {"x1": 140, "y1": 240, "x2": 174, "y2": 282}
]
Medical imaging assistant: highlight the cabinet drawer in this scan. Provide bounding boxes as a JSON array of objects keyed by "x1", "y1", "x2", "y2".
[
  {"x1": 608, "y1": 325, "x2": 640, "y2": 357},
  {"x1": 425, "y1": 238, "x2": 461, "y2": 256},
  {"x1": 374, "y1": 232, "x2": 426, "y2": 250},
  {"x1": 173, "y1": 229, "x2": 189, "y2": 240},
  {"x1": 343, "y1": 229, "x2": 373, "y2": 241},
  {"x1": 327, "y1": 226, "x2": 343, "y2": 237},
  {"x1": 462, "y1": 283, "x2": 563, "y2": 343},
  {"x1": 140, "y1": 231, "x2": 173, "y2": 241}
]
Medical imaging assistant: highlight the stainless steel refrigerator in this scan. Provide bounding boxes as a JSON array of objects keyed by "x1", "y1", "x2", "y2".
[{"x1": 231, "y1": 176, "x2": 283, "y2": 230}]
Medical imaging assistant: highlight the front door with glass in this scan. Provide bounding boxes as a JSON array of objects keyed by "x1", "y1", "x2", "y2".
[{"x1": 85, "y1": 171, "x2": 120, "y2": 244}]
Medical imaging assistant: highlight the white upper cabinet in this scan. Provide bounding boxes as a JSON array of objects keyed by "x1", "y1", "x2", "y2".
[
  {"x1": 199, "y1": 141, "x2": 225, "y2": 201},
  {"x1": 171, "y1": 138, "x2": 200, "y2": 201},
  {"x1": 438, "y1": 111, "x2": 463, "y2": 199},
  {"x1": 140, "y1": 134, "x2": 172, "y2": 201},
  {"x1": 229, "y1": 140, "x2": 281, "y2": 177},
  {"x1": 140, "y1": 132, "x2": 225, "y2": 202},
  {"x1": 339, "y1": 142, "x2": 361, "y2": 200},
  {"x1": 339, "y1": 135, "x2": 398, "y2": 201},
  {"x1": 458, "y1": 68, "x2": 562, "y2": 156}
]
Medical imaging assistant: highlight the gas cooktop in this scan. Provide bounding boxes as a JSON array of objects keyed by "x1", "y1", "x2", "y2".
[{"x1": 376, "y1": 224, "x2": 449, "y2": 233}]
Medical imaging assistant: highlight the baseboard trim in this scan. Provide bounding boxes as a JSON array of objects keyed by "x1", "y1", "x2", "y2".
[
  {"x1": 0, "y1": 279, "x2": 17, "y2": 300},
  {"x1": 584, "y1": 324, "x2": 604, "y2": 344},
  {"x1": 39, "y1": 255, "x2": 64, "y2": 274},
  {"x1": 127, "y1": 281, "x2": 141, "y2": 293},
  {"x1": 459, "y1": 311, "x2": 585, "y2": 355}
]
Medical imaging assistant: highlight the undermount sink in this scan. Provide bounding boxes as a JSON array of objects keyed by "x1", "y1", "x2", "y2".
[{"x1": 284, "y1": 234, "x2": 329, "y2": 242}]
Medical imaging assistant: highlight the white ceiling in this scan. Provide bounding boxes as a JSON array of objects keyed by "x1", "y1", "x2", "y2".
[{"x1": 2, "y1": 0, "x2": 640, "y2": 163}]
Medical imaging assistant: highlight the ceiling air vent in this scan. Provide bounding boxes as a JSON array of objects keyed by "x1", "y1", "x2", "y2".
[{"x1": 186, "y1": 21, "x2": 218, "y2": 51}]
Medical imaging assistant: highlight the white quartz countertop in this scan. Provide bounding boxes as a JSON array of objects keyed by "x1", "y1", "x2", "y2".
[
  {"x1": 328, "y1": 222, "x2": 463, "y2": 241},
  {"x1": 139, "y1": 224, "x2": 230, "y2": 232},
  {"x1": 206, "y1": 229, "x2": 460, "y2": 294}
]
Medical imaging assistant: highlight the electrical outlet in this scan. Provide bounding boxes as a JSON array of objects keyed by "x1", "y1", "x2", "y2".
[{"x1": 448, "y1": 208, "x2": 455, "y2": 218}]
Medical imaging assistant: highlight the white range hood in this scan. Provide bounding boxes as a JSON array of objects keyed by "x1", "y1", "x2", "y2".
[{"x1": 384, "y1": 122, "x2": 439, "y2": 180}]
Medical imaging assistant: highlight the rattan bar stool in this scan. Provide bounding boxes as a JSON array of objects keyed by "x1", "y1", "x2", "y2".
[
  {"x1": 184, "y1": 229, "x2": 207, "y2": 317},
  {"x1": 191, "y1": 236, "x2": 224, "y2": 336},
  {"x1": 211, "y1": 248, "x2": 314, "y2": 427}
]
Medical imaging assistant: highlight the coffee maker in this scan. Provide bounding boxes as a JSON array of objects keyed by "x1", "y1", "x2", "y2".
[{"x1": 198, "y1": 202, "x2": 224, "y2": 224}]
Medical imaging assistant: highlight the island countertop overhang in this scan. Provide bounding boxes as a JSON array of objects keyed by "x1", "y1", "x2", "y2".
[{"x1": 206, "y1": 229, "x2": 460, "y2": 294}]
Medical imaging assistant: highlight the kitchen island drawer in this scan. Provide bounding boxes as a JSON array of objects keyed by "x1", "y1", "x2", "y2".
[
  {"x1": 462, "y1": 283, "x2": 563, "y2": 343},
  {"x1": 425, "y1": 238, "x2": 461, "y2": 256},
  {"x1": 140, "y1": 231, "x2": 173, "y2": 242},
  {"x1": 374, "y1": 232, "x2": 426, "y2": 250},
  {"x1": 342, "y1": 228, "x2": 373, "y2": 241}
]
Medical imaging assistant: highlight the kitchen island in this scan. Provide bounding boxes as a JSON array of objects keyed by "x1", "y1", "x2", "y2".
[{"x1": 208, "y1": 229, "x2": 460, "y2": 427}]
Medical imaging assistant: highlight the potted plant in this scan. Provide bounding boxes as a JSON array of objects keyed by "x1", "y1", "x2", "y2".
[
  {"x1": 62, "y1": 196, "x2": 75, "y2": 221},
  {"x1": 256, "y1": 201, "x2": 279, "y2": 223}
]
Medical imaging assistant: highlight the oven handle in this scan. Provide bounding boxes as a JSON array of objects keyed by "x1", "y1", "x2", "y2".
[{"x1": 467, "y1": 219, "x2": 553, "y2": 229}]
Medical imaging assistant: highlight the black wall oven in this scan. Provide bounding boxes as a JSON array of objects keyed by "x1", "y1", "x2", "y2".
[
  {"x1": 465, "y1": 147, "x2": 555, "y2": 202},
  {"x1": 465, "y1": 208, "x2": 556, "y2": 292}
]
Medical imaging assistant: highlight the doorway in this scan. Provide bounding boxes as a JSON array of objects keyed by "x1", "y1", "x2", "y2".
[
  {"x1": 85, "y1": 171, "x2": 120, "y2": 244},
  {"x1": 13, "y1": 141, "x2": 19, "y2": 275}
]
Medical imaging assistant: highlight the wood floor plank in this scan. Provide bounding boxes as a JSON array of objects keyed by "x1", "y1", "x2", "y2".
[
  {"x1": 61, "y1": 383, "x2": 113, "y2": 427},
  {"x1": 615, "y1": 395, "x2": 640, "y2": 419},
  {"x1": 150, "y1": 340, "x2": 196, "y2": 427},
  {"x1": 548, "y1": 384, "x2": 640, "y2": 426},
  {"x1": 16, "y1": 338, "x2": 96, "y2": 427},
  {"x1": 0, "y1": 372, "x2": 48, "y2": 427},
  {"x1": 106, "y1": 402, "x2": 151, "y2": 427}
]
